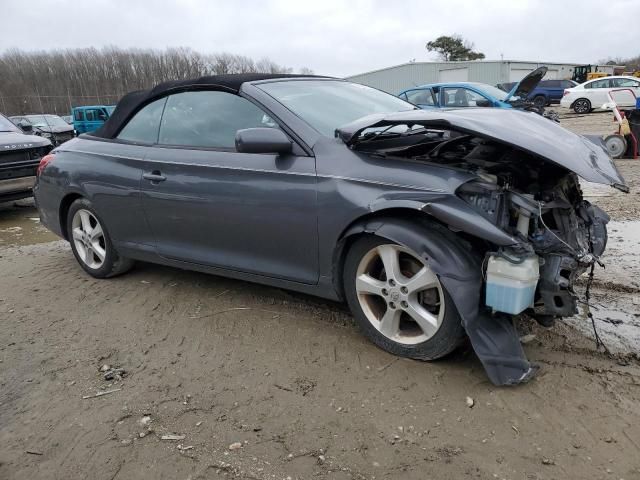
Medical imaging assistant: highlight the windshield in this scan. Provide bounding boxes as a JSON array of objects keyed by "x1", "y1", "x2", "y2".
[
  {"x1": 25, "y1": 115, "x2": 69, "y2": 128},
  {"x1": 257, "y1": 80, "x2": 415, "y2": 136},
  {"x1": 474, "y1": 84, "x2": 511, "y2": 101},
  {"x1": 0, "y1": 115, "x2": 19, "y2": 132}
]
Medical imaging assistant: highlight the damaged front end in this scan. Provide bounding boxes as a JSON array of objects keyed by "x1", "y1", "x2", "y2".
[
  {"x1": 457, "y1": 171, "x2": 610, "y2": 322},
  {"x1": 338, "y1": 108, "x2": 627, "y2": 385}
]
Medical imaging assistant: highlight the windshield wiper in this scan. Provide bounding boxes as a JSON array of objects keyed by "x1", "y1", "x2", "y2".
[{"x1": 353, "y1": 126, "x2": 432, "y2": 146}]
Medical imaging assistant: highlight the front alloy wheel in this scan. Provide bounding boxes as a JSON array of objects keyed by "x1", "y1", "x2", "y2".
[
  {"x1": 344, "y1": 235, "x2": 464, "y2": 360},
  {"x1": 355, "y1": 244, "x2": 444, "y2": 344}
]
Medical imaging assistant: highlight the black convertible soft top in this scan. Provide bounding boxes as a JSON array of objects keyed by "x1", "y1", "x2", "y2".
[{"x1": 93, "y1": 73, "x2": 329, "y2": 139}]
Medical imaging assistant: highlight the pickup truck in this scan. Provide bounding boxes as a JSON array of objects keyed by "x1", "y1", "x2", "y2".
[{"x1": 0, "y1": 113, "x2": 52, "y2": 202}]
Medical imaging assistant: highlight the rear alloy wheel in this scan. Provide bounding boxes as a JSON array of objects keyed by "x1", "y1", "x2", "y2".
[
  {"x1": 573, "y1": 98, "x2": 591, "y2": 114},
  {"x1": 71, "y1": 209, "x2": 107, "y2": 270},
  {"x1": 532, "y1": 95, "x2": 547, "y2": 109},
  {"x1": 344, "y1": 235, "x2": 464, "y2": 360},
  {"x1": 66, "y1": 198, "x2": 134, "y2": 278}
]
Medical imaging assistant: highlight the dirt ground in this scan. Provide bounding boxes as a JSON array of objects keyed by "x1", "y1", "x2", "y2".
[{"x1": 1, "y1": 113, "x2": 640, "y2": 480}]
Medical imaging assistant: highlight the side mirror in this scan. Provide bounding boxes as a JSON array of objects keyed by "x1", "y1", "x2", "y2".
[
  {"x1": 476, "y1": 99, "x2": 492, "y2": 107},
  {"x1": 235, "y1": 128, "x2": 292, "y2": 155},
  {"x1": 18, "y1": 121, "x2": 33, "y2": 133}
]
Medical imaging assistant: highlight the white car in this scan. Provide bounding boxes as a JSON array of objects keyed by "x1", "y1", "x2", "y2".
[{"x1": 560, "y1": 75, "x2": 640, "y2": 113}]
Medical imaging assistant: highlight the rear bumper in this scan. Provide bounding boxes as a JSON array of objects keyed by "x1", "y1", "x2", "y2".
[
  {"x1": 33, "y1": 181, "x2": 65, "y2": 238},
  {"x1": 560, "y1": 97, "x2": 573, "y2": 108}
]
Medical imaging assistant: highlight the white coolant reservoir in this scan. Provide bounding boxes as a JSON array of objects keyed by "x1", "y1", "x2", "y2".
[{"x1": 485, "y1": 255, "x2": 540, "y2": 315}]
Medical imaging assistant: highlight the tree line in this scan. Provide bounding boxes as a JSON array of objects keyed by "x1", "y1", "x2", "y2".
[{"x1": 0, "y1": 47, "x2": 311, "y2": 116}]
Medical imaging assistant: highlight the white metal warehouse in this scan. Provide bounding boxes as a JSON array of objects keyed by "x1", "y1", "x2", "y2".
[{"x1": 344, "y1": 60, "x2": 617, "y2": 94}]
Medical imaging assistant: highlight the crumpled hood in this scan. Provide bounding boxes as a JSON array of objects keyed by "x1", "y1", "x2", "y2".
[
  {"x1": 336, "y1": 108, "x2": 628, "y2": 191},
  {"x1": 0, "y1": 131, "x2": 52, "y2": 150}
]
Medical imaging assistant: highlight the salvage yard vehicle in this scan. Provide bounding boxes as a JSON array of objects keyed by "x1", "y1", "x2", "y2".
[
  {"x1": 0, "y1": 113, "x2": 52, "y2": 202},
  {"x1": 399, "y1": 67, "x2": 549, "y2": 111},
  {"x1": 560, "y1": 76, "x2": 640, "y2": 113},
  {"x1": 9, "y1": 114, "x2": 75, "y2": 146},
  {"x1": 498, "y1": 79, "x2": 578, "y2": 108},
  {"x1": 34, "y1": 74, "x2": 627, "y2": 386}
]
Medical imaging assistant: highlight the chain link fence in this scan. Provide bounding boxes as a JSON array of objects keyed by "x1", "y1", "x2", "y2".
[{"x1": 0, "y1": 94, "x2": 125, "y2": 116}]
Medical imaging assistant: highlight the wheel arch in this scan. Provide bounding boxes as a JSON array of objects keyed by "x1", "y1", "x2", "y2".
[
  {"x1": 571, "y1": 97, "x2": 591, "y2": 110},
  {"x1": 59, "y1": 192, "x2": 85, "y2": 240},
  {"x1": 331, "y1": 207, "x2": 483, "y2": 300}
]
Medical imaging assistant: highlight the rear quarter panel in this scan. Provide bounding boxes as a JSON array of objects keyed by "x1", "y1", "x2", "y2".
[{"x1": 37, "y1": 138, "x2": 150, "y2": 245}]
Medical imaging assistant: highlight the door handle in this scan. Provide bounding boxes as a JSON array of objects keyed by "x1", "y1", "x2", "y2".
[{"x1": 143, "y1": 171, "x2": 166, "y2": 182}]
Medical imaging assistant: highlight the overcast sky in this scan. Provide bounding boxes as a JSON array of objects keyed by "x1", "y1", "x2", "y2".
[{"x1": 3, "y1": 0, "x2": 639, "y2": 77}]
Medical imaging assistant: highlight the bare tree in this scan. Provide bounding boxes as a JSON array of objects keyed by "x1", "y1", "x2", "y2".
[{"x1": 0, "y1": 47, "x2": 311, "y2": 115}]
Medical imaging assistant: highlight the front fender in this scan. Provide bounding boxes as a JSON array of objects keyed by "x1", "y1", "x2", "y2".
[{"x1": 368, "y1": 196, "x2": 518, "y2": 246}]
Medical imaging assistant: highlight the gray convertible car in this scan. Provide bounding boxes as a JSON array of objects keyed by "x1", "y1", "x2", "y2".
[{"x1": 34, "y1": 74, "x2": 627, "y2": 385}]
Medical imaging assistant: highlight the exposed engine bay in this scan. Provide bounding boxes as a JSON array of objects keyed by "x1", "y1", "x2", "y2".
[{"x1": 360, "y1": 130, "x2": 611, "y2": 323}]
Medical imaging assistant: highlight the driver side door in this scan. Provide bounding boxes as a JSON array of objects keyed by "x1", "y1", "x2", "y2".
[{"x1": 140, "y1": 90, "x2": 319, "y2": 284}]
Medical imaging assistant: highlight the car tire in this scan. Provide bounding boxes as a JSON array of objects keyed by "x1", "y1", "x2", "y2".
[
  {"x1": 66, "y1": 198, "x2": 134, "y2": 278},
  {"x1": 343, "y1": 234, "x2": 465, "y2": 360},
  {"x1": 573, "y1": 98, "x2": 591, "y2": 114},
  {"x1": 532, "y1": 95, "x2": 547, "y2": 108}
]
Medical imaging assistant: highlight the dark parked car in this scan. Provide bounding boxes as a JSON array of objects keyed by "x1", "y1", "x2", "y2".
[
  {"x1": 34, "y1": 74, "x2": 626, "y2": 385},
  {"x1": 0, "y1": 113, "x2": 52, "y2": 202},
  {"x1": 497, "y1": 79, "x2": 578, "y2": 107},
  {"x1": 10, "y1": 114, "x2": 75, "y2": 146}
]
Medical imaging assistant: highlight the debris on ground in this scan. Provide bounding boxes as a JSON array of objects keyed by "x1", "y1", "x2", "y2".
[
  {"x1": 161, "y1": 434, "x2": 186, "y2": 441},
  {"x1": 228, "y1": 442, "x2": 242, "y2": 450},
  {"x1": 103, "y1": 367, "x2": 126, "y2": 381},
  {"x1": 466, "y1": 396, "x2": 475, "y2": 408},
  {"x1": 81, "y1": 388, "x2": 121, "y2": 399}
]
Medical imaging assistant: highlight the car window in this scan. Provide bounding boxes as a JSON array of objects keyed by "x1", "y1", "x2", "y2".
[
  {"x1": 74, "y1": 110, "x2": 83, "y2": 121},
  {"x1": 561, "y1": 80, "x2": 576, "y2": 88},
  {"x1": 543, "y1": 80, "x2": 561, "y2": 88},
  {"x1": 84, "y1": 109, "x2": 107, "y2": 122},
  {"x1": 117, "y1": 98, "x2": 167, "y2": 144},
  {"x1": 405, "y1": 89, "x2": 435, "y2": 106},
  {"x1": 585, "y1": 79, "x2": 610, "y2": 89},
  {"x1": 158, "y1": 91, "x2": 279, "y2": 149},
  {"x1": 442, "y1": 87, "x2": 490, "y2": 107},
  {"x1": 610, "y1": 78, "x2": 640, "y2": 88}
]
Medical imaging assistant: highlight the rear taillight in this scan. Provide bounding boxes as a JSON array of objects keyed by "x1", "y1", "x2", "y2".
[
  {"x1": 37, "y1": 153, "x2": 55, "y2": 176},
  {"x1": 563, "y1": 90, "x2": 570, "y2": 96}
]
